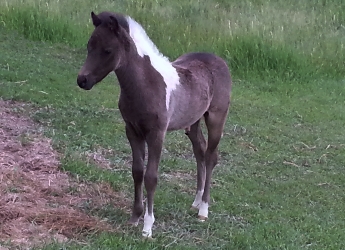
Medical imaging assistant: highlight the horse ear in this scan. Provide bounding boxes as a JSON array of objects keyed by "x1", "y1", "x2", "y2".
[
  {"x1": 109, "y1": 16, "x2": 120, "y2": 34},
  {"x1": 91, "y1": 11, "x2": 101, "y2": 27}
]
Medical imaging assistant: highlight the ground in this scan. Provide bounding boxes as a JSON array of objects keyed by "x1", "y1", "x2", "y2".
[{"x1": 0, "y1": 100, "x2": 126, "y2": 249}]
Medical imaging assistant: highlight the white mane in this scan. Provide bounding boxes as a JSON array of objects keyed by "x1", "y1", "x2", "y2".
[{"x1": 126, "y1": 16, "x2": 180, "y2": 110}]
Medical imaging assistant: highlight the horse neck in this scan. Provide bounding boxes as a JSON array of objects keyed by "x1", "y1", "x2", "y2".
[
  {"x1": 114, "y1": 52, "x2": 147, "y2": 94},
  {"x1": 114, "y1": 35, "x2": 172, "y2": 101}
]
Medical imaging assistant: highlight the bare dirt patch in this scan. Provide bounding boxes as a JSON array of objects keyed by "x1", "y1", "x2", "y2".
[{"x1": 0, "y1": 100, "x2": 127, "y2": 249}]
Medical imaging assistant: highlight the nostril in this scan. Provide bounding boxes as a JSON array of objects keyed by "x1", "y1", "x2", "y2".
[{"x1": 77, "y1": 75, "x2": 87, "y2": 87}]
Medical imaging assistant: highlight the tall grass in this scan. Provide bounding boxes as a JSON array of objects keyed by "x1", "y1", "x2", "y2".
[{"x1": 1, "y1": 0, "x2": 344, "y2": 81}]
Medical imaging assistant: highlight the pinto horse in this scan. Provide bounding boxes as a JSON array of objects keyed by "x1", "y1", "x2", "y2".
[{"x1": 77, "y1": 11, "x2": 232, "y2": 238}]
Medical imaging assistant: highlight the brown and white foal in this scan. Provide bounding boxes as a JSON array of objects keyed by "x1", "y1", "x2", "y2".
[{"x1": 77, "y1": 11, "x2": 232, "y2": 238}]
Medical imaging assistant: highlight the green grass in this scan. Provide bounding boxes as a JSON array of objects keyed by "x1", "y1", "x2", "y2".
[
  {"x1": 1, "y1": 0, "x2": 345, "y2": 80},
  {"x1": 1, "y1": 0, "x2": 345, "y2": 249}
]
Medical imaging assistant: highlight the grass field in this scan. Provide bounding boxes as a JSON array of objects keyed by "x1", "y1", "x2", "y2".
[{"x1": 0, "y1": 0, "x2": 345, "y2": 249}]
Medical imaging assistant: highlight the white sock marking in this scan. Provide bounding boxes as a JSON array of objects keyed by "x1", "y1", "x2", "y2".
[
  {"x1": 142, "y1": 206, "x2": 155, "y2": 238},
  {"x1": 192, "y1": 190, "x2": 204, "y2": 209},
  {"x1": 126, "y1": 16, "x2": 180, "y2": 110},
  {"x1": 198, "y1": 201, "x2": 209, "y2": 219}
]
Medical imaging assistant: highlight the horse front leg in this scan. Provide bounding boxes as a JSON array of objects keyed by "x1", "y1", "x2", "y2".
[
  {"x1": 142, "y1": 130, "x2": 165, "y2": 238},
  {"x1": 126, "y1": 125, "x2": 146, "y2": 226}
]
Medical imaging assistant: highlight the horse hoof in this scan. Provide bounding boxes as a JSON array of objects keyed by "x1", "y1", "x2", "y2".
[
  {"x1": 127, "y1": 222, "x2": 139, "y2": 227},
  {"x1": 191, "y1": 205, "x2": 199, "y2": 211},
  {"x1": 127, "y1": 219, "x2": 139, "y2": 227},
  {"x1": 142, "y1": 236, "x2": 155, "y2": 241},
  {"x1": 142, "y1": 229, "x2": 153, "y2": 238},
  {"x1": 198, "y1": 215, "x2": 208, "y2": 222}
]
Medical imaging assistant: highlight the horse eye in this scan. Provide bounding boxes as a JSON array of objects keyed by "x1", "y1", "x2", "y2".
[{"x1": 104, "y1": 49, "x2": 112, "y2": 55}]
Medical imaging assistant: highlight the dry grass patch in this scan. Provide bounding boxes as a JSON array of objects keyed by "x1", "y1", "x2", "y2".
[{"x1": 0, "y1": 100, "x2": 128, "y2": 249}]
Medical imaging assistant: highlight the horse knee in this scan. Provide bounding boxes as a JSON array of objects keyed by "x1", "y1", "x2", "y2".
[
  {"x1": 132, "y1": 168, "x2": 144, "y2": 183},
  {"x1": 195, "y1": 145, "x2": 206, "y2": 158},
  {"x1": 144, "y1": 172, "x2": 158, "y2": 190},
  {"x1": 206, "y1": 150, "x2": 218, "y2": 168},
  {"x1": 188, "y1": 134, "x2": 206, "y2": 159}
]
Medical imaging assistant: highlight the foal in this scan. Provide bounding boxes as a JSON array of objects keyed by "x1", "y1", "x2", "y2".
[{"x1": 77, "y1": 11, "x2": 232, "y2": 238}]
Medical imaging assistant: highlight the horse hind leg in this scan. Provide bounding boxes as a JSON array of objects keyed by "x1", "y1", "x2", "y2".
[
  {"x1": 186, "y1": 120, "x2": 207, "y2": 210},
  {"x1": 198, "y1": 108, "x2": 228, "y2": 221}
]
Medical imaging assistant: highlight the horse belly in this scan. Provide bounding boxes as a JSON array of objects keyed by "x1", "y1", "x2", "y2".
[{"x1": 167, "y1": 86, "x2": 210, "y2": 131}]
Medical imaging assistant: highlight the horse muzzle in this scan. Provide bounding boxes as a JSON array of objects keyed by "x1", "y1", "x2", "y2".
[{"x1": 77, "y1": 74, "x2": 94, "y2": 90}]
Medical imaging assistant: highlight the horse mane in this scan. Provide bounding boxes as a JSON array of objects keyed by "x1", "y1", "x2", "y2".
[
  {"x1": 124, "y1": 16, "x2": 180, "y2": 109},
  {"x1": 95, "y1": 11, "x2": 170, "y2": 64},
  {"x1": 125, "y1": 17, "x2": 169, "y2": 63}
]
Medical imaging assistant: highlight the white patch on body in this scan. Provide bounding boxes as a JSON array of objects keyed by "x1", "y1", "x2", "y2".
[
  {"x1": 126, "y1": 16, "x2": 180, "y2": 110},
  {"x1": 142, "y1": 206, "x2": 155, "y2": 238},
  {"x1": 198, "y1": 201, "x2": 209, "y2": 219},
  {"x1": 192, "y1": 190, "x2": 204, "y2": 209}
]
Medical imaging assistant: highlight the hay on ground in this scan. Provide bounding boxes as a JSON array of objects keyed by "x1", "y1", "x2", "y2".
[{"x1": 0, "y1": 100, "x2": 128, "y2": 249}]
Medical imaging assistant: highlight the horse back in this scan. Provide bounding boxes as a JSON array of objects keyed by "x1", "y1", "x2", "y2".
[
  {"x1": 173, "y1": 52, "x2": 231, "y2": 107},
  {"x1": 167, "y1": 53, "x2": 231, "y2": 130},
  {"x1": 173, "y1": 52, "x2": 231, "y2": 91}
]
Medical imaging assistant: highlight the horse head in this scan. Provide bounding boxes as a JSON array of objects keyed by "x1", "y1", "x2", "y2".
[{"x1": 77, "y1": 12, "x2": 130, "y2": 90}]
